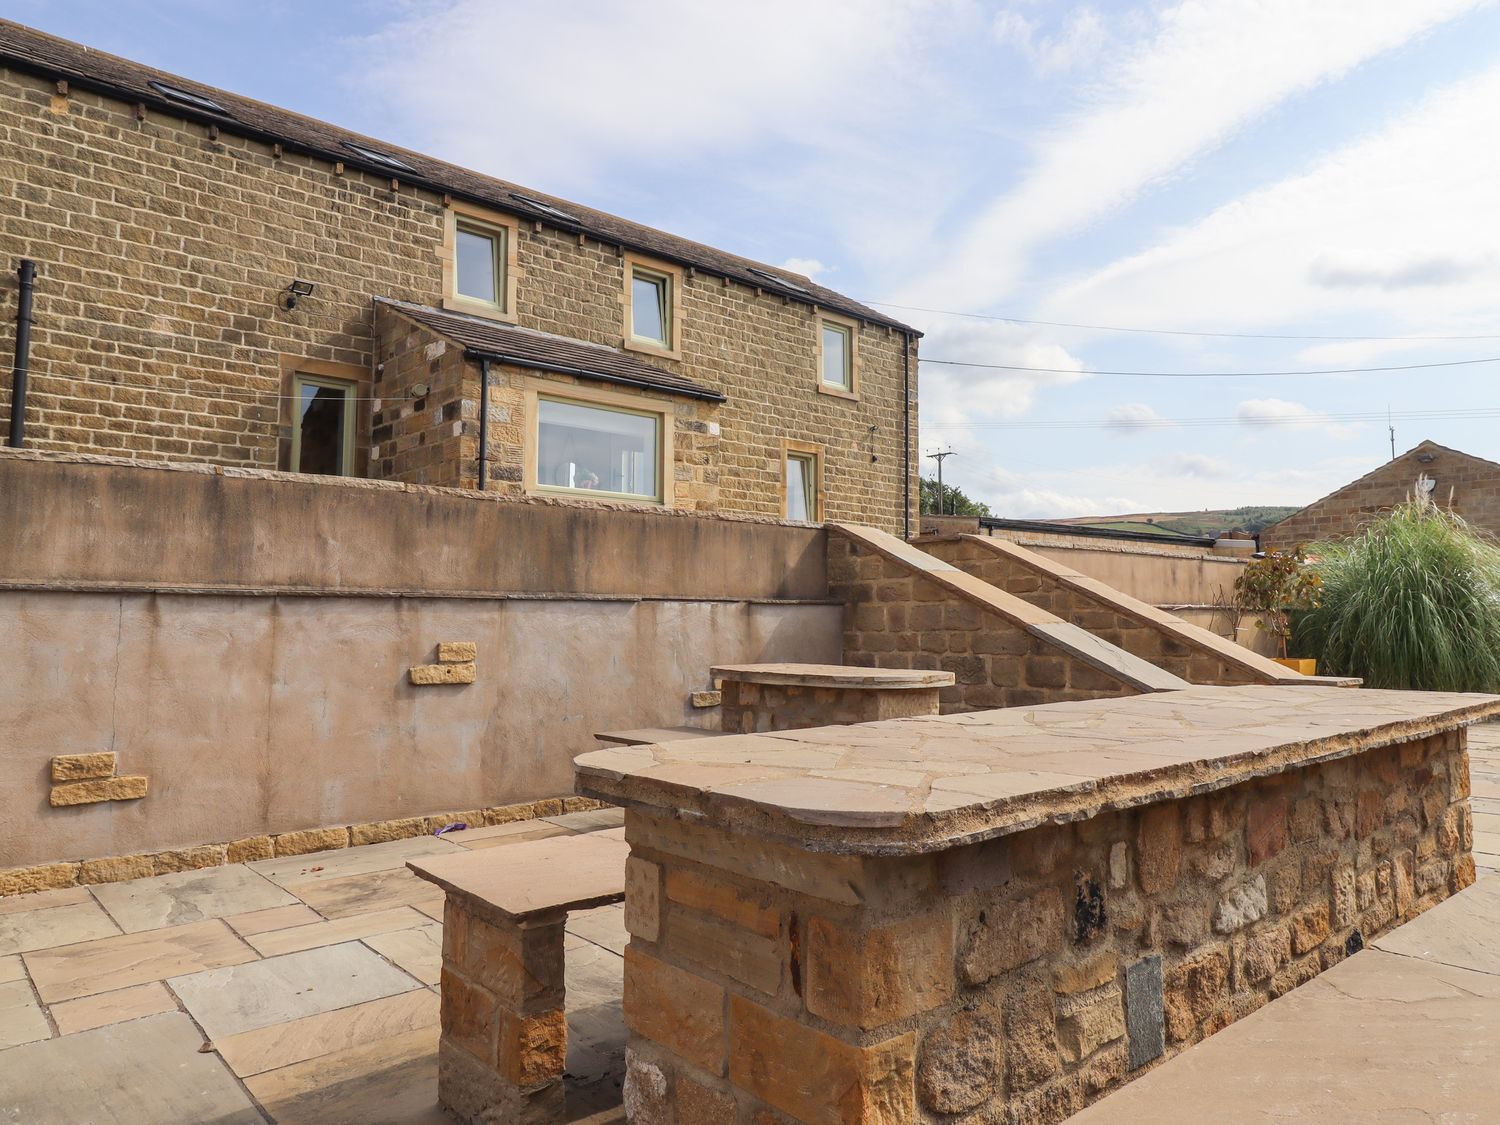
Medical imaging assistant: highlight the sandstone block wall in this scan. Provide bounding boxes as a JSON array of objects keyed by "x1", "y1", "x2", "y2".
[
  {"x1": 617, "y1": 729, "x2": 1472, "y2": 1123},
  {"x1": 828, "y1": 534, "x2": 1145, "y2": 711},
  {"x1": 0, "y1": 66, "x2": 915, "y2": 532},
  {"x1": 718, "y1": 679, "x2": 942, "y2": 734},
  {"x1": 1262, "y1": 441, "x2": 1500, "y2": 550}
]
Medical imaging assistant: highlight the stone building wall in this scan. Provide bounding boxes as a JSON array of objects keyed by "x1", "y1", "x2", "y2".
[
  {"x1": 0, "y1": 64, "x2": 916, "y2": 532},
  {"x1": 828, "y1": 533, "x2": 1152, "y2": 711},
  {"x1": 923, "y1": 536, "x2": 1273, "y2": 687},
  {"x1": 617, "y1": 729, "x2": 1473, "y2": 1124},
  {"x1": 1262, "y1": 441, "x2": 1500, "y2": 550}
]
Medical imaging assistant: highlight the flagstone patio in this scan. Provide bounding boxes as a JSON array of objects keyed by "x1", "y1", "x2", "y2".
[{"x1": 0, "y1": 809, "x2": 629, "y2": 1124}]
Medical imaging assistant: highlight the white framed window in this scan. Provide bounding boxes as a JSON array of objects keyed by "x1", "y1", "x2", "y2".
[
  {"x1": 455, "y1": 220, "x2": 506, "y2": 308},
  {"x1": 784, "y1": 441, "x2": 823, "y2": 522},
  {"x1": 622, "y1": 253, "x2": 683, "y2": 357},
  {"x1": 820, "y1": 318, "x2": 855, "y2": 394},
  {"x1": 533, "y1": 394, "x2": 664, "y2": 503},
  {"x1": 290, "y1": 374, "x2": 356, "y2": 476}
]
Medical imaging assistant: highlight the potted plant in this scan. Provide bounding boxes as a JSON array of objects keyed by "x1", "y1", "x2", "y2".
[{"x1": 1233, "y1": 547, "x2": 1321, "y2": 672}]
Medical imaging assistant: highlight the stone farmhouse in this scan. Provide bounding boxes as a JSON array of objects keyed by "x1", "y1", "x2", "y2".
[
  {"x1": 0, "y1": 19, "x2": 918, "y2": 534},
  {"x1": 1261, "y1": 439, "x2": 1500, "y2": 550}
]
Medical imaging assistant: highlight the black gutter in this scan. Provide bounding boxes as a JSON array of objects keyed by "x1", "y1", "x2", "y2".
[
  {"x1": 7, "y1": 258, "x2": 35, "y2": 448},
  {"x1": 902, "y1": 332, "x2": 912, "y2": 540},
  {"x1": 462, "y1": 349, "x2": 727, "y2": 403},
  {"x1": 976, "y1": 516, "x2": 1216, "y2": 548},
  {"x1": 477, "y1": 358, "x2": 490, "y2": 490}
]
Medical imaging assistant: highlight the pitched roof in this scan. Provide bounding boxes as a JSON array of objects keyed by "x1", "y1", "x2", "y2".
[
  {"x1": 378, "y1": 298, "x2": 726, "y2": 403},
  {"x1": 0, "y1": 19, "x2": 915, "y2": 336}
]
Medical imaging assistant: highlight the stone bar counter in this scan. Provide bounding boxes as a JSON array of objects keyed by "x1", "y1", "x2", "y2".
[
  {"x1": 712, "y1": 663, "x2": 956, "y2": 734},
  {"x1": 574, "y1": 685, "x2": 1498, "y2": 1124}
]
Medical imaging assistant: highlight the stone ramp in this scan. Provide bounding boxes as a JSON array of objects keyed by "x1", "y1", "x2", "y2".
[
  {"x1": 1070, "y1": 875, "x2": 1500, "y2": 1122},
  {"x1": 828, "y1": 523, "x2": 1188, "y2": 711},
  {"x1": 923, "y1": 533, "x2": 1345, "y2": 688}
]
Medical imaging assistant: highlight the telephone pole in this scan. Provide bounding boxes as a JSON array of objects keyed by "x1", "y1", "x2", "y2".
[{"x1": 927, "y1": 449, "x2": 956, "y2": 514}]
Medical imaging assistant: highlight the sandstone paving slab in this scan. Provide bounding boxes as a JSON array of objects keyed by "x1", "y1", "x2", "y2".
[
  {"x1": 249, "y1": 834, "x2": 463, "y2": 887},
  {"x1": 0, "y1": 954, "x2": 25, "y2": 984},
  {"x1": 227, "y1": 902, "x2": 323, "y2": 937},
  {"x1": 565, "y1": 938, "x2": 626, "y2": 1087},
  {"x1": 1371, "y1": 873, "x2": 1500, "y2": 974},
  {"x1": 542, "y1": 808, "x2": 627, "y2": 833},
  {"x1": 169, "y1": 939, "x2": 421, "y2": 1040},
  {"x1": 0, "y1": 898, "x2": 122, "y2": 955},
  {"x1": 0, "y1": 978, "x2": 50, "y2": 1050},
  {"x1": 361, "y1": 923, "x2": 442, "y2": 986},
  {"x1": 24, "y1": 918, "x2": 257, "y2": 1003},
  {"x1": 446, "y1": 819, "x2": 575, "y2": 850},
  {"x1": 213, "y1": 987, "x2": 437, "y2": 1078},
  {"x1": 287, "y1": 867, "x2": 445, "y2": 920},
  {"x1": 0, "y1": 885, "x2": 92, "y2": 918},
  {"x1": 243, "y1": 1024, "x2": 446, "y2": 1125},
  {"x1": 0, "y1": 1011, "x2": 262, "y2": 1124},
  {"x1": 90, "y1": 863, "x2": 295, "y2": 933},
  {"x1": 244, "y1": 905, "x2": 426, "y2": 957},
  {"x1": 566, "y1": 904, "x2": 628, "y2": 956},
  {"x1": 1070, "y1": 947, "x2": 1500, "y2": 1123},
  {"x1": 50, "y1": 980, "x2": 176, "y2": 1035}
]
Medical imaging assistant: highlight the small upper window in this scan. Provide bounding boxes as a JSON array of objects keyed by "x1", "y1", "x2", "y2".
[
  {"x1": 786, "y1": 451, "x2": 819, "y2": 522},
  {"x1": 146, "y1": 80, "x2": 231, "y2": 117},
  {"x1": 291, "y1": 374, "x2": 356, "y2": 476},
  {"x1": 342, "y1": 141, "x2": 415, "y2": 174},
  {"x1": 631, "y1": 268, "x2": 671, "y2": 347},
  {"x1": 820, "y1": 320, "x2": 853, "y2": 392},
  {"x1": 455, "y1": 220, "x2": 505, "y2": 308}
]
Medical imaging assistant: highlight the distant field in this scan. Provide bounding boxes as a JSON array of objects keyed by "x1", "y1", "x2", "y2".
[{"x1": 1054, "y1": 506, "x2": 1300, "y2": 538}]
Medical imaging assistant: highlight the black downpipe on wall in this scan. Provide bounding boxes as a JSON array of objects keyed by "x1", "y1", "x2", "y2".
[
  {"x1": 477, "y1": 357, "x2": 490, "y2": 490},
  {"x1": 902, "y1": 331, "x2": 912, "y2": 540},
  {"x1": 8, "y1": 259, "x2": 36, "y2": 448}
]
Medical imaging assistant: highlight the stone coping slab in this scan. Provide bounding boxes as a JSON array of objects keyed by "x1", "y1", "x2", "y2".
[
  {"x1": 710, "y1": 663, "x2": 956, "y2": 690},
  {"x1": 574, "y1": 684, "x2": 1500, "y2": 856},
  {"x1": 595, "y1": 726, "x2": 732, "y2": 746},
  {"x1": 407, "y1": 831, "x2": 628, "y2": 923}
]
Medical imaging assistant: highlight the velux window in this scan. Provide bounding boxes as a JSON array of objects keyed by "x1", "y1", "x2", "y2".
[
  {"x1": 786, "y1": 451, "x2": 819, "y2": 522},
  {"x1": 291, "y1": 375, "x2": 355, "y2": 476},
  {"x1": 630, "y1": 267, "x2": 672, "y2": 347},
  {"x1": 455, "y1": 220, "x2": 506, "y2": 309},
  {"x1": 820, "y1": 320, "x2": 853, "y2": 392},
  {"x1": 536, "y1": 396, "x2": 661, "y2": 502}
]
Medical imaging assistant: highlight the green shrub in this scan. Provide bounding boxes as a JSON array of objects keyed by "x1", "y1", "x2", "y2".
[{"x1": 1295, "y1": 500, "x2": 1500, "y2": 691}]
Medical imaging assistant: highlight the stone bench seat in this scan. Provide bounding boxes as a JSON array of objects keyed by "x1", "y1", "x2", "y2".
[
  {"x1": 711, "y1": 662, "x2": 956, "y2": 732},
  {"x1": 408, "y1": 830, "x2": 628, "y2": 1123}
]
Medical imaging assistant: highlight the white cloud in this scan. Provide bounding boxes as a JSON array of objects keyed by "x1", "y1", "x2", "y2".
[
  {"x1": 782, "y1": 258, "x2": 831, "y2": 280},
  {"x1": 1235, "y1": 398, "x2": 1361, "y2": 439},
  {"x1": 1159, "y1": 452, "x2": 1232, "y2": 478},
  {"x1": 992, "y1": 7, "x2": 1110, "y2": 76},
  {"x1": 904, "y1": 0, "x2": 1483, "y2": 310},
  {"x1": 918, "y1": 320, "x2": 1090, "y2": 436},
  {"x1": 1104, "y1": 402, "x2": 1171, "y2": 432}
]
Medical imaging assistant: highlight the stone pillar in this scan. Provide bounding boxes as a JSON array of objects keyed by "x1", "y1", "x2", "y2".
[
  {"x1": 711, "y1": 664, "x2": 954, "y2": 734},
  {"x1": 438, "y1": 897, "x2": 568, "y2": 1124}
]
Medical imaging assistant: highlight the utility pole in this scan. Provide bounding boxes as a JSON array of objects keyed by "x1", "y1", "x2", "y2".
[
  {"x1": 927, "y1": 449, "x2": 956, "y2": 514},
  {"x1": 1388, "y1": 408, "x2": 1395, "y2": 460}
]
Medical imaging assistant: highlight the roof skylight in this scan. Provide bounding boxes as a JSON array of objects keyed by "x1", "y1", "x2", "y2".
[
  {"x1": 341, "y1": 141, "x2": 416, "y2": 174},
  {"x1": 146, "y1": 80, "x2": 231, "y2": 117},
  {"x1": 747, "y1": 267, "x2": 809, "y2": 295},
  {"x1": 508, "y1": 192, "x2": 579, "y2": 224}
]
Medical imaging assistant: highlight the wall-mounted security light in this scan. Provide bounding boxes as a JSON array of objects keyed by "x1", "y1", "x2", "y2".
[
  {"x1": 283, "y1": 279, "x2": 316, "y2": 310},
  {"x1": 1417, "y1": 453, "x2": 1436, "y2": 464},
  {"x1": 409, "y1": 382, "x2": 430, "y2": 398}
]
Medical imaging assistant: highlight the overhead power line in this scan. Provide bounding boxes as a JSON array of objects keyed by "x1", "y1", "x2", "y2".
[
  {"x1": 865, "y1": 301, "x2": 1500, "y2": 342},
  {"x1": 925, "y1": 405, "x2": 1500, "y2": 430},
  {"x1": 918, "y1": 355, "x2": 1500, "y2": 378}
]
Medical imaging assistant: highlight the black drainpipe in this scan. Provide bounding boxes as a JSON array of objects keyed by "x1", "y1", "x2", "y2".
[
  {"x1": 902, "y1": 331, "x2": 912, "y2": 540},
  {"x1": 477, "y1": 357, "x2": 490, "y2": 490},
  {"x1": 8, "y1": 259, "x2": 36, "y2": 448}
]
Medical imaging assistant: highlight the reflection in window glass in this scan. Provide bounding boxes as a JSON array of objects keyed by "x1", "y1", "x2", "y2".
[
  {"x1": 786, "y1": 454, "x2": 816, "y2": 521},
  {"x1": 631, "y1": 270, "x2": 669, "y2": 344},
  {"x1": 456, "y1": 224, "x2": 500, "y2": 305},
  {"x1": 821, "y1": 322, "x2": 851, "y2": 390},
  {"x1": 294, "y1": 378, "x2": 352, "y2": 476},
  {"x1": 537, "y1": 397, "x2": 660, "y2": 500}
]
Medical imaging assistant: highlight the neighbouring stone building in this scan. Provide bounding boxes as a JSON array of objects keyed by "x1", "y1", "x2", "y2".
[
  {"x1": 1261, "y1": 440, "x2": 1500, "y2": 551},
  {"x1": 0, "y1": 20, "x2": 919, "y2": 533}
]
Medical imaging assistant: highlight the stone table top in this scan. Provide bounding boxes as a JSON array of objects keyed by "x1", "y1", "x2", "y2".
[
  {"x1": 407, "y1": 830, "x2": 627, "y2": 922},
  {"x1": 710, "y1": 663, "x2": 956, "y2": 690},
  {"x1": 574, "y1": 685, "x2": 1500, "y2": 856}
]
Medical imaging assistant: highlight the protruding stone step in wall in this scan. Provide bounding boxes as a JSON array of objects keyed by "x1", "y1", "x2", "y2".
[
  {"x1": 922, "y1": 533, "x2": 1356, "y2": 688},
  {"x1": 576, "y1": 684, "x2": 1496, "y2": 1124},
  {"x1": 711, "y1": 663, "x2": 954, "y2": 733},
  {"x1": 827, "y1": 522, "x2": 1190, "y2": 711}
]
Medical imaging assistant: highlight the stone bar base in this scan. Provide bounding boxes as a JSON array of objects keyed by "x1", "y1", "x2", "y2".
[
  {"x1": 617, "y1": 729, "x2": 1472, "y2": 1123},
  {"x1": 712, "y1": 663, "x2": 954, "y2": 734},
  {"x1": 439, "y1": 899, "x2": 569, "y2": 1122}
]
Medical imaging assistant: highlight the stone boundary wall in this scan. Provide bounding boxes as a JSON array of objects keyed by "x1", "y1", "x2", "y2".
[
  {"x1": 828, "y1": 524, "x2": 1187, "y2": 711},
  {"x1": 0, "y1": 795, "x2": 602, "y2": 898},
  {"x1": 923, "y1": 535, "x2": 1300, "y2": 687},
  {"x1": 615, "y1": 728, "x2": 1473, "y2": 1124}
]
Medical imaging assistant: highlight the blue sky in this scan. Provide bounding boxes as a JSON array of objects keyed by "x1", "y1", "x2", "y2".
[{"x1": 15, "y1": 0, "x2": 1500, "y2": 517}]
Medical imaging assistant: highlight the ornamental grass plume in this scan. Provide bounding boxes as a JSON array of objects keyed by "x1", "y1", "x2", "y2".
[{"x1": 1294, "y1": 498, "x2": 1500, "y2": 692}]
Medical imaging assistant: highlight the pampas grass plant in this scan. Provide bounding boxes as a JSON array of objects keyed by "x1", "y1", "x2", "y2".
[{"x1": 1294, "y1": 498, "x2": 1500, "y2": 692}]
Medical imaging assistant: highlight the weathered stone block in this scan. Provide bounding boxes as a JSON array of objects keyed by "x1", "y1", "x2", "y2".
[
  {"x1": 960, "y1": 887, "x2": 1064, "y2": 985},
  {"x1": 1053, "y1": 952, "x2": 1117, "y2": 996},
  {"x1": 1246, "y1": 793, "x2": 1287, "y2": 865},
  {"x1": 50, "y1": 752, "x2": 117, "y2": 782},
  {"x1": 226, "y1": 836, "x2": 274, "y2": 863},
  {"x1": 1057, "y1": 984, "x2": 1127, "y2": 1065},
  {"x1": 409, "y1": 662, "x2": 476, "y2": 685},
  {"x1": 0, "y1": 862, "x2": 80, "y2": 896},
  {"x1": 623, "y1": 1048, "x2": 670, "y2": 1124},
  {"x1": 1234, "y1": 926, "x2": 1289, "y2": 987},
  {"x1": 1212, "y1": 875, "x2": 1267, "y2": 934},
  {"x1": 499, "y1": 1007, "x2": 566, "y2": 1087},
  {"x1": 1136, "y1": 805, "x2": 1181, "y2": 894},
  {"x1": 1290, "y1": 904, "x2": 1330, "y2": 955},
  {"x1": 664, "y1": 865, "x2": 779, "y2": 937},
  {"x1": 1005, "y1": 974, "x2": 1061, "y2": 1092},
  {"x1": 728, "y1": 994, "x2": 916, "y2": 1125},
  {"x1": 1163, "y1": 948, "x2": 1228, "y2": 1043},
  {"x1": 808, "y1": 911, "x2": 952, "y2": 1029},
  {"x1": 690, "y1": 690, "x2": 722, "y2": 708},
  {"x1": 624, "y1": 856, "x2": 660, "y2": 943},
  {"x1": 917, "y1": 997, "x2": 1003, "y2": 1114},
  {"x1": 50, "y1": 775, "x2": 148, "y2": 806},
  {"x1": 79, "y1": 854, "x2": 155, "y2": 884},
  {"x1": 624, "y1": 947, "x2": 726, "y2": 1074},
  {"x1": 437, "y1": 641, "x2": 477, "y2": 663},
  {"x1": 442, "y1": 966, "x2": 499, "y2": 1066},
  {"x1": 273, "y1": 826, "x2": 350, "y2": 855}
]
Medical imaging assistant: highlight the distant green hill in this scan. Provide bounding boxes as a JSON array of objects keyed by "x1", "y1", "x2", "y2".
[{"x1": 1062, "y1": 506, "x2": 1300, "y2": 539}]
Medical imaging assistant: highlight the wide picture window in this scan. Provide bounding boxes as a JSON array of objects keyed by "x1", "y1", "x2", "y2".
[{"x1": 536, "y1": 397, "x2": 661, "y2": 502}]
